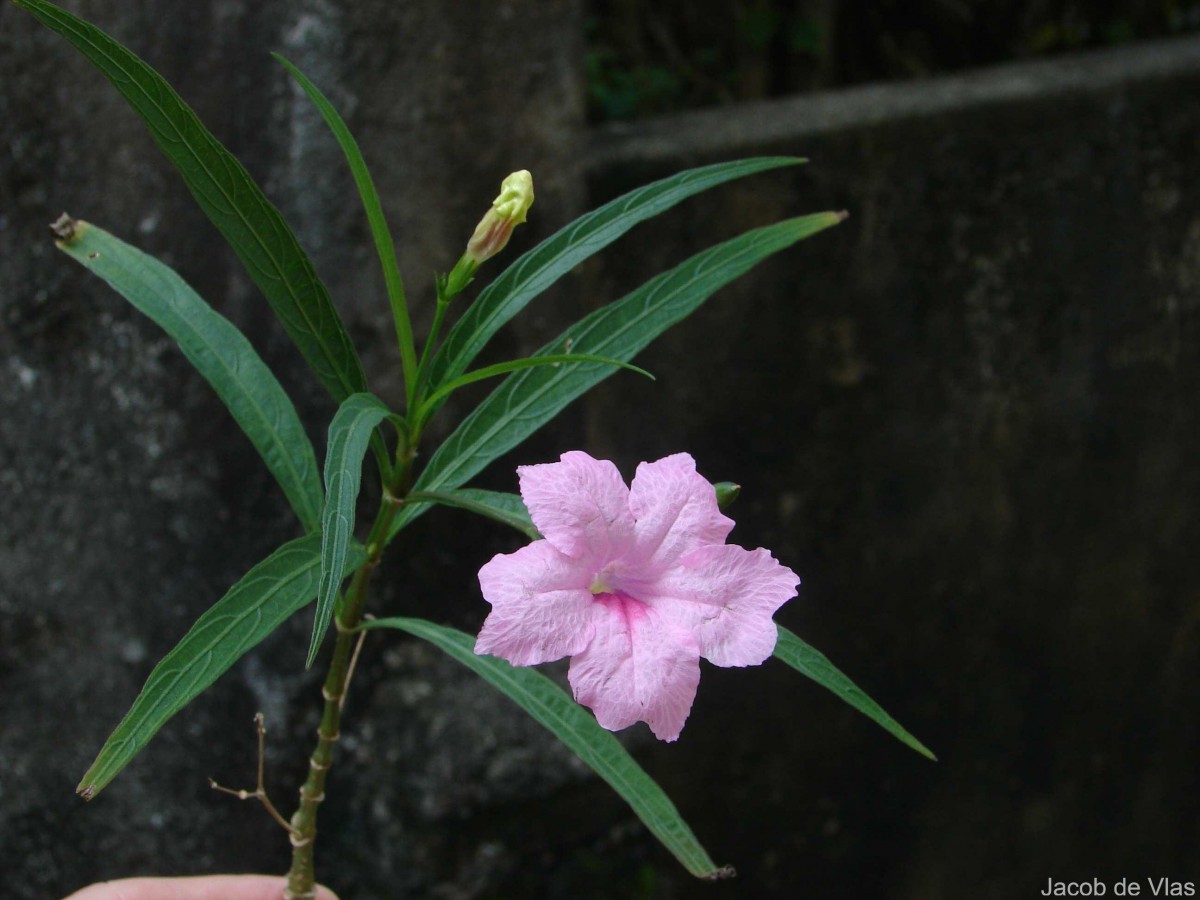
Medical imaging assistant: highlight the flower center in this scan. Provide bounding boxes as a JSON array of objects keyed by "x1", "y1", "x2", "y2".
[{"x1": 588, "y1": 561, "x2": 626, "y2": 596}]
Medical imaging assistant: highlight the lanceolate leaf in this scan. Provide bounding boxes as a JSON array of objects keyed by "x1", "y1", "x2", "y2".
[
  {"x1": 77, "y1": 535, "x2": 366, "y2": 800},
  {"x1": 428, "y1": 157, "x2": 805, "y2": 392},
  {"x1": 390, "y1": 212, "x2": 844, "y2": 540},
  {"x1": 56, "y1": 220, "x2": 323, "y2": 534},
  {"x1": 773, "y1": 625, "x2": 937, "y2": 761},
  {"x1": 406, "y1": 489, "x2": 538, "y2": 539},
  {"x1": 15, "y1": 0, "x2": 367, "y2": 402},
  {"x1": 273, "y1": 53, "x2": 417, "y2": 401},
  {"x1": 362, "y1": 617, "x2": 732, "y2": 881},
  {"x1": 309, "y1": 393, "x2": 392, "y2": 667}
]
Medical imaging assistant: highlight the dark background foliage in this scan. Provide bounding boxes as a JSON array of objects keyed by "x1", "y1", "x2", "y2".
[{"x1": 585, "y1": 0, "x2": 1200, "y2": 119}]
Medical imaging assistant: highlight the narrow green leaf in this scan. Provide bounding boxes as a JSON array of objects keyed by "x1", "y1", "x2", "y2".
[
  {"x1": 77, "y1": 535, "x2": 366, "y2": 800},
  {"x1": 418, "y1": 353, "x2": 653, "y2": 421},
  {"x1": 55, "y1": 220, "x2": 323, "y2": 534},
  {"x1": 774, "y1": 625, "x2": 937, "y2": 761},
  {"x1": 15, "y1": 0, "x2": 366, "y2": 401},
  {"x1": 361, "y1": 617, "x2": 732, "y2": 880},
  {"x1": 428, "y1": 157, "x2": 805, "y2": 391},
  {"x1": 390, "y1": 211, "x2": 844, "y2": 540},
  {"x1": 310, "y1": 393, "x2": 391, "y2": 667},
  {"x1": 406, "y1": 489, "x2": 539, "y2": 539},
  {"x1": 273, "y1": 53, "x2": 418, "y2": 404}
]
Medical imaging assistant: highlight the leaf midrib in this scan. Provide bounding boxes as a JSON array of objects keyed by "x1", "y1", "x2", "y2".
[{"x1": 98, "y1": 236, "x2": 319, "y2": 530}]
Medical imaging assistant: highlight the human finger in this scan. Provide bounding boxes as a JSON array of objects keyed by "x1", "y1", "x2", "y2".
[{"x1": 64, "y1": 874, "x2": 338, "y2": 900}]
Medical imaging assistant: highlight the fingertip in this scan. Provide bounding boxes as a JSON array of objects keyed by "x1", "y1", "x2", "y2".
[{"x1": 62, "y1": 874, "x2": 340, "y2": 900}]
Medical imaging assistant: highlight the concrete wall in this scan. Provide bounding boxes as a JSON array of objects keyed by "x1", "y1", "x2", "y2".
[
  {"x1": 583, "y1": 35, "x2": 1200, "y2": 899},
  {"x1": 2, "y1": 1, "x2": 1198, "y2": 896}
]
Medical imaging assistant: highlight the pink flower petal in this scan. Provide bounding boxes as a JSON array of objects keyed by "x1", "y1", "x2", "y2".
[
  {"x1": 567, "y1": 594, "x2": 701, "y2": 742},
  {"x1": 628, "y1": 453, "x2": 734, "y2": 574},
  {"x1": 476, "y1": 449, "x2": 801, "y2": 742},
  {"x1": 647, "y1": 545, "x2": 799, "y2": 667},
  {"x1": 475, "y1": 540, "x2": 599, "y2": 666},
  {"x1": 518, "y1": 451, "x2": 635, "y2": 561}
]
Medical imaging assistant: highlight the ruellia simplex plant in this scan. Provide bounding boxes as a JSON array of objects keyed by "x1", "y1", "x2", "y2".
[{"x1": 13, "y1": 2, "x2": 935, "y2": 897}]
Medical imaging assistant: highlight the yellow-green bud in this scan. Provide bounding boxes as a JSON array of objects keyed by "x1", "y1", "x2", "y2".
[
  {"x1": 444, "y1": 170, "x2": 535, "y2": 298},
  {"x1": 464, "y1": 169, "x2": 534, "y2": 265}
]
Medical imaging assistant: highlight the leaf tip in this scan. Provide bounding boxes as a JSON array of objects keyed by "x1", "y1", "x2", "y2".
[
  {"x1": 76, "y1": 781, "x2": 98, "y2": 802},
  {"x1": 49, "y1": 212, "x2": 78, "y2": 244},
  {"x1": 834, "y1": 209, "x2": 851, "y2": 224},
  {"x1": 713, "y1": 481, "x2": 741, "y2": 510},
  {"x1": 305, "y1": 612, "x2": 329, "y2": 670},
  {"x1": 701, "y1": 864, "x2": 737, "y2": 881}
]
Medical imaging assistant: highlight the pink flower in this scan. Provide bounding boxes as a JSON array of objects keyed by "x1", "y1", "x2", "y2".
[{"x1": 475, "y1": 451, "x2": 800, "y2": 741}]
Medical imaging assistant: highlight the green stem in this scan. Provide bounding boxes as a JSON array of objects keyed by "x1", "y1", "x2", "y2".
[
  {"x1": 369, "y1": 431, "x2": 394, "y2": 484},
  {"x1": 384, "y1": 272, "x2": 417, "y2": 415},
  {"x1": 413, "y1": 294, "x2": 451, "y2": 404},
  {"x1": 283, "y1": 438, "x2": 417, "y2": 899}
]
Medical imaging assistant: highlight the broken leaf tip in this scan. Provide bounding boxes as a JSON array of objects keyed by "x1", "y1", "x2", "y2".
[
  {"x1": 49, "y1": 212, "x2": 78, "y2": 243},
  {"x1": 702, "y1": 864, "x2": 737, "y2": 881}
]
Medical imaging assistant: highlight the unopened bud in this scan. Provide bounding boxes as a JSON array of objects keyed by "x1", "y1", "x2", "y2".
[
  {"x1": 465, "y1": 169, "x2": 534, "y2": 265},
  {"x1": 443, "y1": 170, "x2": 535, "y2": 298}
]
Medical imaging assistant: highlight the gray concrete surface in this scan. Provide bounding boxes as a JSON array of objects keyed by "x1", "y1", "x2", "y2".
[
  {"x1": 582, "y1": 32, "x2": 1200, "y2": 900},
  {"x1": 2, "y1": 2, "x2": 1198, "y2": 897}
]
